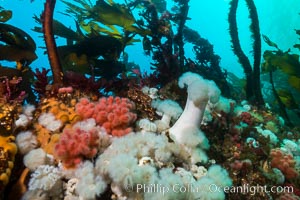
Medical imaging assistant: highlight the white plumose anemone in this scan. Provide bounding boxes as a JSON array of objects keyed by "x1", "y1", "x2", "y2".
[{"x1": 169, "y1": 72, "x2": 221, "y2": 144}]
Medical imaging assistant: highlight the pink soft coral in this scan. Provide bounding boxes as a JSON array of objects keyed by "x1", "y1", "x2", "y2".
[
  {"x1": 75, "y1": 98, "x2": 95, "y2": 119},
  {"x1": 270, "y1": 148, "x2": 298, "y2": 180},
  {"x1": 75, "y1": 96, "x2": 137, "y2": 137},
  {"x1": 54, "y1": 127, "x2": 99, "y2": 168}
]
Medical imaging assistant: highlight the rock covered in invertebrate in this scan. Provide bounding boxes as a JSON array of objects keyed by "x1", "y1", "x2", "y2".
[{"x1": 0, "y1": 135, "x2": 17, "y2": 190}]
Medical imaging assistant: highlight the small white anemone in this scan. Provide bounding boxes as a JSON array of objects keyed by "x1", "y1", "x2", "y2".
[
  {"x1": 15, "y1": 104, "x2": 35, "y2": 128},
  {"x1": 141, "y1": 86, "x2": 150, "y2": 94},
  {"x1": 141, "y1": 86, "x2": 159, "y2": 99},
  {"x1": 210, "y1": 96, "x2": 236, "y2": 114},
  {"x1": 148, "y1": 87, "x2": 159, "y2": 99},
  {"x1": 23, "y1": 104, "x2": 35, "y2": 116},
  {"x1": 190, "y1": 165, "x2": 207, "y2": 180},
  {"x1": 24, "y1": 148, "x2": 54, "y2": 171},
  {"x1": 138, "y1": 156, "x2": 154, "y2": 166},
  {"x1": 38, "y1": 113, "x2": 62, "y2": 132},
  {"x1": 15, "y1": 114, "x2": 30, "y2": 127},
  {"x1": 137, "y1": 118, "x2": 157, "y2": 133},
  {"x1": 151, "y1": 99, "x2": 183, "y2": 132},
  {"x1": 16, "y1": 131, "x2": 38, "y2": 154},
  {"x1": 281, "y1": 139, "x2": 300, "y2": 156},
  {"x1": 28, "y1": 165, "x2": 62, "y2": 191}
]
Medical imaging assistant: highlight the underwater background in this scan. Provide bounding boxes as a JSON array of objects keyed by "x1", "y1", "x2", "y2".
[
  {"x1": 1, "y1": 0, "x2": 300, "y2": 199},
  {"x1": 2, "y1": 0, "x2": 300, "y2": 77}
]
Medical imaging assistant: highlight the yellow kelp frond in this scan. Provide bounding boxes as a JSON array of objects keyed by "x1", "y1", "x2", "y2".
[
  {"x1": 101, "y1": 24, "x2": 120, "y2": 34},
  {"x1": 261, "y1": 51, "x2": 277, "y2": 73},
  {"x1": 61, "y1": 0, "x2": 91, "y2": 16},
  {"x1": 288, "y1": 75, "x2": 300, "y2": 92},
  {"x1": 62, "y1": 53, "x2": 92, "y2": 74},
  {"x1": 92, "y1": 0, "x2": 135, "y2": 28},
  {"x1": 277, "y1": 89, "x2": 299, "y2": 109},
  {"x1": 62, "y1": 0, "x2": 151, "y2": 47},
  {"x1": 126, "y1": 25, "x2": 152, "y2": 37},
  {"x1": 0, "y1": 7, "x2": 12, "y2": 22},
  {"x1": 262, "y1": 35, "x2": 278, "y2": 49},
  {"x1": 80, "y1": 21, "x2": 122, "y2": 38},
  {"x1": 262, "y1": 50, "x2": 300, "y2": 76},
  {"x1": 74, "y1": 0, "x2": 94, "y2": 10},
  {"x1": 107, "y1": 0, "x2": 113, "y2": 5},
  {"x1": 61, "y1": 0, "x2": 83, "y2": 14},
  {"x1": 262, "y1": 50, "x2": 300, "y2": 92},
  {"x1": 125, "y1": 37, "x2": 141, "y2": 46}
]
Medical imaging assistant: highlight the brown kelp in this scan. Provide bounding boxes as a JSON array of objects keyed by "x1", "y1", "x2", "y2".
[
  {"x1": 125, "y1": 0, "x2": 188, "y2": 86},
  {"x1": 135, "y1": 0, "x2": 181, "y2": 85},
  {"x1": 172, "y1": 0, "x2": 190, "y2": 70},
  {"x1": 32, "y1": 15, "x2": 83, "y2": 44},
  {"x1": 59, "y1": 0, "x2": 232, "y2": 94},
  {"x1": 183, "y1": 26, "x2": 231, "y2": 97},
  {"x1": 57, "y1": 35, "x2": 123, "y2": 68},
  {"x1": 41, "y1": 0, "x2": 64, "y2": 87},
  {"x1": 0, "y1": 23, "x2": 37, "y2": 66},
  {"x1": 228, "y1": 0, "x2": 264, "y2": 107},
  {"x1": 0, "y1": 9, "x2": 36, "y2": 67},
  {"x1": 0, "y1": 8, "x2": 36, "y2": 103},
  {"x1": 126, "y1": 0, "x2": 231, "y2": 95},
  {"x1": 33, "y1": 17, "x2": 125, "y2": 78},
  {"x1": 0, "y1": 6, "x2": 12, "y2": 23},
  {"x1": 35, "y1": 0, "x2": 140, "y2": 80}
]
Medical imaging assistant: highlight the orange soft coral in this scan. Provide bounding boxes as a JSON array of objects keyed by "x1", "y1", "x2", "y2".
[
  {"x1": 33, "y1": 97, "x2": 79, "y2": 155},
  {"x1": 75, "y1": 96, "x2": 137, "y2": 137},
  {"x1": 40, "y1": 97, "x2": 80, "y2": 125},
  {"x1": 0, "y1": 103, "x2": 22, "y2": 132},
  {"x1": 0, "y1": 135, "x2": 17, "y2": 189}
]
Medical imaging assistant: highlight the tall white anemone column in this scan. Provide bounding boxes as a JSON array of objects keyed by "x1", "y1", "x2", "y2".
[{"x1": 169, "y1": 72, "x2": 221, "y2": 164}]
